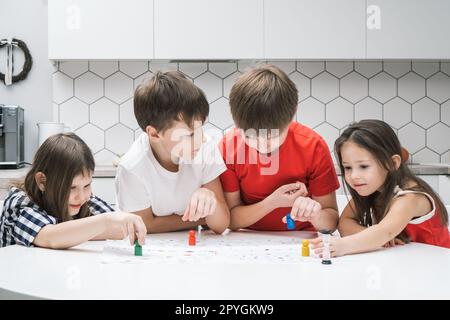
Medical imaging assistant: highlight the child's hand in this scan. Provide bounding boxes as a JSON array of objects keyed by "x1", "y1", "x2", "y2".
[
  {"x1": 267, "y1": 182, "x2": 308, "y2": 209},
  {"x1": 285, "y1": 196, "x2": 321, "y2": 222},
  {"x1": 310, "y1": 235, "x2": 345, "y2": 257},
  {"x1": 383, "y1": 237, "x2": 406, "y2": 248},
  {"x1": 182, "y1": 188, "x2": 217, "y2": 222},
  {"x1": 105, "y1": 212, "x2": 147, "y2": 246}
]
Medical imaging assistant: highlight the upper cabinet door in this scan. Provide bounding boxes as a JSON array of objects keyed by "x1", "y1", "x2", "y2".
[
  {"x1": 154, "y1": 0, "x2": 264, "y2": 59},
  {"x1": 264, "y1": 0, "x2": 366, "y2": 59},
  {"x1": 367, "y1": 0, "x2": 450, "y2": 59},
  {"x1": 48, "y1": 0, "x2": 154, "y2": 60}
]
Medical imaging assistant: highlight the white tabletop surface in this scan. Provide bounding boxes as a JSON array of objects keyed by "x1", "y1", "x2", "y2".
[{"x1": 0, "y1": 230, "x2": 449, "y2": 300}]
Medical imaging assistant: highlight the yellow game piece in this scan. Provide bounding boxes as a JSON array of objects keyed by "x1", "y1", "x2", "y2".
[{"x1": 302, "y1": 239, "x2": 310, "y2": 257}]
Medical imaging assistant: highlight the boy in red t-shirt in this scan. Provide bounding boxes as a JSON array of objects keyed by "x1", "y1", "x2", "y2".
[{"x1": 220, "y1": 64, "x2": 340, "y2": 232}]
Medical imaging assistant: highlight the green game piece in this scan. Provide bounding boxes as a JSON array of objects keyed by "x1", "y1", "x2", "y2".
[{"x1": 134, "y1": 239, "x2": 142, "y2": 256}]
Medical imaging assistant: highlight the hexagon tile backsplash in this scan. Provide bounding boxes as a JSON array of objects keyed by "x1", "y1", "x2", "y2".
[{"x1": 52, "y1": 60, "x2": 450, "y2": 166}]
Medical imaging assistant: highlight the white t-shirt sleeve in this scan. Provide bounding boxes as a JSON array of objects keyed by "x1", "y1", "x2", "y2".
[
  {"x1": 115, "y1": 165, "x2": 152, "y2": 212},
  {"x1": 201, "y1": 140, "x2": 227, "y2": 185}
]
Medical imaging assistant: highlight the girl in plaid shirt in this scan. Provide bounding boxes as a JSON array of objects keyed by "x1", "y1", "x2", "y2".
[{"x1": 0, "y1": 133, "x2": 146, "y2": 249}]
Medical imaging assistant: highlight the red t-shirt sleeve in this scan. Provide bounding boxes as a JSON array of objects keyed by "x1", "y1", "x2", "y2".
[
  {"x1": 220, "y1": 166, "x2": 240, "y2": 192},
  {"x1": 308, "y1": 138, "x2": 340, "y2": 197}
]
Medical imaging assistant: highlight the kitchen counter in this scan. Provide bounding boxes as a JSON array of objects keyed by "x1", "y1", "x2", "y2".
[
  {"x1": 0, "y1": 164, "x2": 448, "y2": 185},
  {"x1": 0, "y1": 165, "x2": 116, "y2": 199}
]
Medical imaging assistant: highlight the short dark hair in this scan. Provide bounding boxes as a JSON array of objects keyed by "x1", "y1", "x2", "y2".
[
  {"x1": 134, "y1": 71, "x2": 209, "y2": 132},
  {"x1": 229, "y1": 64, "x2": 298, "y2": 132}
]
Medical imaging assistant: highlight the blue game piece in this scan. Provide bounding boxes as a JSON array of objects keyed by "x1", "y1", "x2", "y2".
[{"x1": 286, "y1": 213, "x2": 295, "y2": 230}]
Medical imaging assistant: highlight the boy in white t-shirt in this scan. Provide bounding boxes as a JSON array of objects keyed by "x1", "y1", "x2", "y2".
[{"x1": 115, "y1": 71, "x2": 230, "y2": 234}]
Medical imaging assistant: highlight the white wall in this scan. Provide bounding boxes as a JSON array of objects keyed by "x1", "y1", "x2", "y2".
[{"x1": 0, "y1": 0, "x2": 54, "y2": 162}]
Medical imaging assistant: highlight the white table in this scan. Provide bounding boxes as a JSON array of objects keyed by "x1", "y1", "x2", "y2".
[{"x1": 0, "y1": 230, "x2": 449, "y2": 300}]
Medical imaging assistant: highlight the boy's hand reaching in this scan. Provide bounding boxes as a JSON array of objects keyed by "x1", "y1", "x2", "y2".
[
  {"x1": 282, "y1": 196, "x2": 322, "y2": 223},
  {"x1": 105, "y1": 212, "x2": 147, "y2": 246},
  {"x1": 182, "y1": 188, "x2": 217, "y2": 222},
  {"x1": 267, "y1": 182, "x2": 308, "y2": 209}
]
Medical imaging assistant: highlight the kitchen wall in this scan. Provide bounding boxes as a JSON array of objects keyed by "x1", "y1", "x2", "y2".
[
  {"x1": 0, "y1": 0, "x2": 54, "y2": 163},
  {"x1": 52, "y1": 60, "x2": 450, "y2": 166}
]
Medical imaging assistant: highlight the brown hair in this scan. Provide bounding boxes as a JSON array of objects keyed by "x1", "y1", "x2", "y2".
[
  {"x1": 229, "y1": 64, "x2": 298, "y2": 132},
  {"x1": 17, "y1": 133, "x2": 95, "y2": 222},
  {"x1": 134, "y1": 71, "x2": 209, "y2": 132},
  {"x1": 335, "y1": 120, "x2": 448, "y2": 242}
]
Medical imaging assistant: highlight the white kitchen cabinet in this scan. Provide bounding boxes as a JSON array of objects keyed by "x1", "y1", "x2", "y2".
[
  {"x1": 154, "y1": 0, "x2": 264, "y2": 59},
  {"x1": 367, "y1": 0, "x2": 450, "y2": 59},
  {"x1": 264, "y1": 0, "x2": 366, "y2": 59},
  {"x1": 48, "y1": 0, "x2": 154, "y2": 60}
]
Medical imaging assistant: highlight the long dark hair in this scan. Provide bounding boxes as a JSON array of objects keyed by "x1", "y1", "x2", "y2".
[
  {"x1": 17, "y1": 133, "x2": 95, "y2": 222},
  {"x1": 335, "y1": 120, "x2": 448, "y2": 241}
]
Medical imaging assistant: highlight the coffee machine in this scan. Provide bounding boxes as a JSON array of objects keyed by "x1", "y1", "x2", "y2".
[{"x1": 0, "y1": 105, "x2": 25, "y2": 169}]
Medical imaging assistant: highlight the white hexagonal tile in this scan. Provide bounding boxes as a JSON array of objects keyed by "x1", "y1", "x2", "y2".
[
  {"x1": 194, "y1": 72, "x2": 222, "y2": 103},
  {"x1": 325, "y1": 61, "x2": 353, "y2": 78},
  {"x1": 53, "y1": 72, "x2": 73, "y2": 103},
  {"x1": 290, "y1": 72, "x2": 311, "y2": 102},
  {"x1": 311, "y1": 72, "x2": 339, "y2": 104},
  {"x1": 105, "y1": 124, "x2": 134, "y2": 155},
  {"x1": 120, "y1": 98, "x2": 139, "y2": 130},
  {"x1": 297, "y1": 61, "x2": 324, "y2": 78},
  {"x1": 223, "y1": 72, "x2": 241, "y2": 99},
  {"x1": 208, "y1": 62, "x2": 237, "y2": 78},
  {"x1": 383, "y1": 61, "x2": 411, "y2": 78},
  {"x1": 369, "y1": 72, "x2": 397, "y2": 103},
  {"x1": 59, "y1": 61, "x2": 88, "y2": 78},
  {"x1": 134, "y1": 128, "x2": 144, "y2": 141},
  {"x1": 341, "y1": 72, "x2": 368, "y2": 103},
  {"x1": 442, "y1": 100, "x2": 450, "y2": 126},
  {"x1": 119, "y1": 61, "x2": 148, "y2": 78},
  {"x1": 427, "y1": 72, "x2": 450, "y2": 103},
  {"x1": 89, "y1": 61, "x2": 119, "y2": 78},
  {"x1": 94, "y1": 149, "x2": 117, "y2": 166},
  {"x1": 90, "y1": 97, "x2": 119, "y2": 130},
  {"x1": 266, "y1": 61, "x2": 296, "y2": 75},
  {"x1": 314, "y1": 123, "x2": 339, "y2": 152},
  {"x1": 412, "y1": 97, "x2": 440, "y2": 129},
  {"x1": 441, "y1": 62, "x2": 450, "y2": 77},
  {"x1": 53, "y1": 102, "x2": 59, "y2": 122},
  {"x1": 179, "y1": 63, "x2": 207, "y2": 79},
  {"x1": 204, "y1": 122, "x2": 224, "y2": 143},
  {"x1": 427, "y1": 123, "x2": 450, "y2": 154},
  {"x1": 398, "y1": 123, "x2": 426, "y2": 154},
  {"x1": 105, "y1": 72, "x2": 133, "y2": 104},
  {"x1": 75, "y1": 72, "x2": 103, "y2": 104},
  {"x1": 75, "y1": 123, "x2": 104, "y2": 154},
  {"x1": 59, "y1": 98, "x2": 89, "y2": 131},
  {"x1": 355, "y1": 97, "x2": 382, "y2": 121},
  {"x1": 237, "y1": 60, "x2": 258, "y2": 72},
  {"x1": 208, "y1": 97, "x2": 232, "y2": 130},
  {"x1": 441, "y1": 150, "x2": 450, "y2": 164},
  {"x1": 355, "y1": 61, "x2": 382, "y2": 78},
  {"x1": 326, "y1": 97, "x2": 353, "y2": 129},
  {"x1": 412, "y1": 148, "x2": 440, "y2": 164},
  {"x1": 412, "y1": 62, "x2": 439, "y2": 78},
  {"x1": 297, "y1": 98, "x2": 325, "y2": 128},
  {"x1": 134, "y1": 71, "x2": 153, "y2": 90},
  {"x1": 398, "y1": 72, "x2": 426, "y2": 103},
  {"x1": 149, "y1": 61, "x2": 178, "y2": 73},
  {"x1": 383, "y1": 97, "x2": 411, "y2": 129}
]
